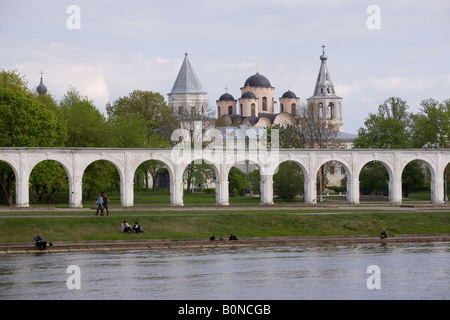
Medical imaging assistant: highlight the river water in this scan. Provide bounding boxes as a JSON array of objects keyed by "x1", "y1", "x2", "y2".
[{"x1": 0, "y1": 242, "x2": 449, "y2": 300}]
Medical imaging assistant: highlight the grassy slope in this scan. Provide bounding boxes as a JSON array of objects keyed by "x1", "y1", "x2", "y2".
[{"x1": 0, "y1": 209, "x2": 449, "y2": 243}]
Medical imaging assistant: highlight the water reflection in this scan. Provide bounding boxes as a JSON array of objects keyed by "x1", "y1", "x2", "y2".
[{"x1": 0, "y1": 242, "x2": 449, "y2": 300}]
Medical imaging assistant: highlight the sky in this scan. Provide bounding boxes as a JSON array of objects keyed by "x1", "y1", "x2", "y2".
[{"x1": 1, "y1": 0, "x2": 449, "y2": 134}]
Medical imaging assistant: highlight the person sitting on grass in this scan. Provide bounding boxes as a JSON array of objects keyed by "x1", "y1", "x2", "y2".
[
  {"x1": 132, "y1": 221, "x2": 144, "y2": 234},
  {"x1": 121, "y1": 221, "x2": 132, "y2": 233}
]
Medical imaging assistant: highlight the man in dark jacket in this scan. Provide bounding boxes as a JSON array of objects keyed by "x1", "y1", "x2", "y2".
[{"x1": 33, "y1": 232, "x2": 47, "y2": 250}]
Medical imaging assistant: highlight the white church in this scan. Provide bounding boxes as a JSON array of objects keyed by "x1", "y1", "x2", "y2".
[{"x1": 166, "y1": 48, "x2": 356, "y2": 187}]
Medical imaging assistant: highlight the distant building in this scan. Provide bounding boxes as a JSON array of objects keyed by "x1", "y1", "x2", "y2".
[
  {"x1": 166, "y1": 48, "x2": 357, "y2": 189},
  {"x1": 167, "y1": 53, "x2": 207, "y2": 117}
]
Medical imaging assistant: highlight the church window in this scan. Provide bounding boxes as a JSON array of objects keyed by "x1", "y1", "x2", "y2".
[
  {"x1": 328, "y1": 103, "x2": 334, "y2": 118},
  {"x1": 330, "y1": 166, "x2": 335, "y2": 175},
  {"x1": 218, "y1": 106, "x2": 221, "y2": 116},
  {"x1": 319, "y1": 103, "x2": 323, "y2": 118},
  {"x1": 251, "y1": 103, "x2": 256, "y2": 117},
  {"x1": 280, "y1": 103, "x2": 284, "y2": 112},
  {"x1": 228, "y1": 106, "x2": 233, "y2": 115},
  {"x1": 262, "y1": 97, "x2": 267, "y2": 111},
  {"x1": 240, "y1": 104, "x2": 243, "y2": 116},
  {"x1": 291, "y1": 103, "x2": 296, "y2": 116}
]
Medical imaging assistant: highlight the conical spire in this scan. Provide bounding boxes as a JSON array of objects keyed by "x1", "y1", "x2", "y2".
[
  {"x1": 170, "y1": 53, "x2": 206, "y2": 94},
  {"x1": 309, "y1": 45, "x2": 340, "y2": 99}
]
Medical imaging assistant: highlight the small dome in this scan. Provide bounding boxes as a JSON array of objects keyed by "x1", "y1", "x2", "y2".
[
  {"x1": 241, "y1": 91, "x2": 257, "y2": 99},
  {"x1": 243, "y1": 72, "x2": 272, "y2": 88},
  {"x1": 36, "y1": 77, "x2": 47, "y2": 95},
  {"x1": 320, "y1": 53, "x2": 328, "y2": 61},
  {"x1": 281, "y1": 90, "x2": 297, "y2": 99},
  {"x1": 219, "y1": 92, "x2": 235, "y2": 101}
]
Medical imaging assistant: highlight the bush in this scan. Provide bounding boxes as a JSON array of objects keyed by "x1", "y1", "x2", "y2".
[
  {"x1": 274, "y1": 162, "x2": 304, "y2": 201},
  {"x1": 203, "y1": 188, "x2": 216, "y2": 194}
]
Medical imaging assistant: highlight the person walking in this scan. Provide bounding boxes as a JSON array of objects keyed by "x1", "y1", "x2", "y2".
[
  {"x1": 95, "y1": 194, "x2": 104, "y2": 216},
  {"x1": 102, "y1": 193, "x2": 110, "y2": 216}
]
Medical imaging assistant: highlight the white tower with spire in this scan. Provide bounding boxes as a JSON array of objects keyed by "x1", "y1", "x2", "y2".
[
  {"x1": 306, "y1": 45, "x2": 343, "y2": 132},
  {"x1": 168, "y1": 53, "x2": 207, "y2": 116}
]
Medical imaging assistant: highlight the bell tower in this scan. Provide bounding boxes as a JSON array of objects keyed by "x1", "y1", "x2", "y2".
[{"x1": 306, "y1": 45, "x2": 343, "y2": 131}]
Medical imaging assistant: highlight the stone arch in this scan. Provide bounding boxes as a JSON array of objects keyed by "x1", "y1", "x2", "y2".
[
  {"x1": 444, "y1": 162, "x2": 450, "y2": 202},
  {"x1": 25, "y1": 154, "x2": 76, "y2": 207},
  {"x1": 273, "y1": 159, "x2": 307, "y2": 203},
  {"x1": 0, "y1": 159, "x2": 18, "y2": 206},
  {"x1": 80, "y1": 157, "x2": 124, "y2": 206},
  {"x1": 131, "y1": 155, "x2": 176, "y2": 206},
  {"x1": 400, "y1": 156, "x2": 435, "y2": 203},
  {"x1": 314, "y1": 156, "x2": 352, "y2": 203},
  {"x1": 357, "y1": 155, "x2": 395, "y2": 204},
  {"x1": 180, "y1": 157, "x2": 218, "y2": 205},
  {"x1": 28, "y1": 159, "x2": 71, "y2": 205}
]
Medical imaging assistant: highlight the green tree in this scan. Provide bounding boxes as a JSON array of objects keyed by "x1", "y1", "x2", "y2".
[
  {"x1": 411, "y1": 98, "x2": 450, "y2": 148},
  {"x1": 0, "y1": 70, "x2": 67, "y2": 205},
  {"x1": 402, "y1": 160, "x2": 427, "y2": 198},
  {"x1": 248, "y1": 169, "x2": 261, "y2": 195},
  {"x1": 273, "y1": 161, "x2": 304, "y2": 201},
  {"x1": 354, "y1": 97, "x2": 413, "y2": 148},
  {"x1": 359, "y1": 162, "x2": 389, "y2": 195},
  {"x1": 60, "y1": 87, "x2": 113, "y2": 147},
  {"x1": 106, "y1": 90, "x2": 177, "y2": 147},
  {"x1": 228, "y1": 167, "x2": 249, "y2": 196}
]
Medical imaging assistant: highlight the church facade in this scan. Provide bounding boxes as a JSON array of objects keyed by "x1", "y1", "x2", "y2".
[{"x1": 167, "y1": 48, "x2": 355, "y2": 188}]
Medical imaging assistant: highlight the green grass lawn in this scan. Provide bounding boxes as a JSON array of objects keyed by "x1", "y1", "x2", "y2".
[
  {"x1": 18, "y1": 188, "x2": 444, "y2": 208},
  {"x1": 0, "y1": 208, "x2": 448, "y2": 244}
]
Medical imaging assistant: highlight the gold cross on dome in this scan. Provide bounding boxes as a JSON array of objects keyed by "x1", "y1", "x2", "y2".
[
  {"x1": 225, "y1": 85, "x2": 228, "y2": 93},
  {"x1": 256, "y1": 64, "x2": 260, "y2": 73}
]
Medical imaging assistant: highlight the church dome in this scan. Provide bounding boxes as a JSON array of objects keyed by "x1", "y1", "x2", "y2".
[
  {"x1": 281, "y1": 90, "x2": 297, "y2": 99},
  {"x1": 219, "y1": 92, "x2": 235, "y2": 101},
  {"x1": 243, "y1": 72, "x2": 272, "y2": 88},
  {"x1": 36, "y1": 76, "x2": 47, "y2": 95},
  {"x1": 241, "y1": 91, "x2": 257, "y2": 99}
]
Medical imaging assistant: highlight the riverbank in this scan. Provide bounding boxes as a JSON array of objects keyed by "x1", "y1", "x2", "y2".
[
  {"x1": 0, "y1": 204, "x2": 449, "y2": 254},
  {"x1": 1, "y1": 234, "x2": 450, "y2": 255}
]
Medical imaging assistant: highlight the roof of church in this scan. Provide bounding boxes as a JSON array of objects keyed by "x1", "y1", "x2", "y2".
[
  {"x1": 36, "y1": 72, "x2": 47, "y2": 95},
  {"x1": 243, "y1": 72, "x2": 272, "y2": 88},
  {"x1": 307, "y1": 46, "x2": 342, "y2": 101},
  {"x1": 170, "y1": 53, "x2": 206, "y2": 94},
  {"x1": 281, "y1": 90, "x2": 297, "y2": 99},
  {"x1": 218, "y1": 92, "x2": 236, "y2": 101}
]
